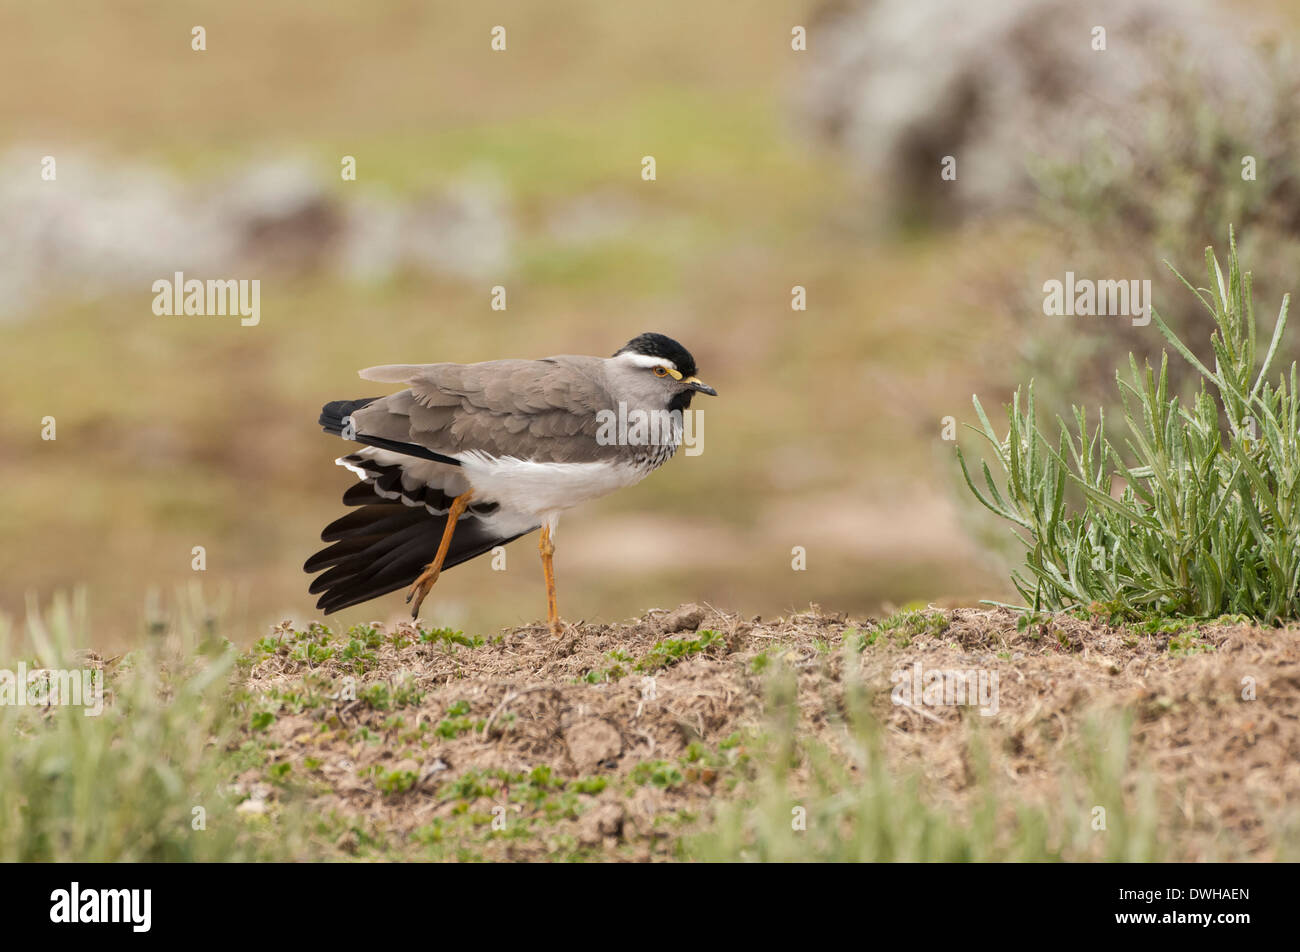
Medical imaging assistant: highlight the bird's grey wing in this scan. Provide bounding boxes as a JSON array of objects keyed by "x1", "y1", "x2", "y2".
[
  {"x1": 354, "y1": 356, "x2": 619, "y2": 464},
  {"x1": 317, "y1": 393, "x2": 475, "y2": 514}
]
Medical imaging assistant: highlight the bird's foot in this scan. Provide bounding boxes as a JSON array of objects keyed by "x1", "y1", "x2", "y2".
[
  {"x1": 405, "y1": 564, "x2": 440, "y2": 618},
  {"x1": 549, "y1": 617, "x2": 565, "y2": 638}
]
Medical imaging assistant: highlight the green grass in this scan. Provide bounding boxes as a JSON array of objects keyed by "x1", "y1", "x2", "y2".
[
  {"x1": 0, "y1": 593, "x2": 325, "y2": 861},
  {"x1": 859, "y1": 609, "x2": 949, "y2": 649}
]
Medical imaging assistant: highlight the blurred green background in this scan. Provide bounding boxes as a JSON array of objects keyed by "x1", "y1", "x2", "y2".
[{"x1": 3, "y1": 0, "x2": 1296, "y2": 645}]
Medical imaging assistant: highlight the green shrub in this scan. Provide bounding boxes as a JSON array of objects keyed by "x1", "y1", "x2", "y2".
[{"x1": 959, "y1": 233, "x2": 1299, "y2": 622}]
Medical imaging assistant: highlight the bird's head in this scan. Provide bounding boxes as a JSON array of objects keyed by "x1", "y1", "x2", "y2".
[{"x1": 610, "y1": 332, "x2": 717, "y2": 410}]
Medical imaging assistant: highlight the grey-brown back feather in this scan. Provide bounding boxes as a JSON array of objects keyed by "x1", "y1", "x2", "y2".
[{"x1": 354, "y1": 355, "x2": 625, "y2": 464}]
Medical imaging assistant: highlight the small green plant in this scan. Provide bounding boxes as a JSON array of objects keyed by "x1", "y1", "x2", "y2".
[
  {"x1": 347, "y1": 623, "x2": 382, "y2": 646},
  {"x1": 635, "y1": 630, "x2": 724, "y2": 671},
  {"x1": 529, "y1": 765, "x2": 559, "y2": 789},
  {"x1": 567, "y1": 776, "x2": 608, "y2": 795},
  {"x1": 339, "y1": 637, "x2": 378, "y2": 675},
  {"x1": 442, "y1": 771, "x2": 495, "y2": 801},
  {"x1": 351, "y1": 725, "x2": 381, "y2": 744},
  {"x1": 290, "y1": 641, "x2": 334, "y2": 666},
  {"x1": 581, "y1": 649, "x2": 633, "y2": 683},
  {"x1": 367, "y1": 766, "x2": 418, "y2": 796},
  {"x1": 419, "y1": 626, "x2": 484, "y2": 648},
  {"x1": 1131, "y1": 616, "x2": 1191, "y2": 637},
  {"x1": 359, "y1": 683, "x2": 392, "y2": 710},
  {"x1": 253, "y1": 636, "x2": 280, "y2": 655},
  {"x1": 959, "y1": 233, "x2": 1300, "y2": 623},
  {"x1": 1015, "y1": 611, "x2": 1049, "y2": 633},
  {"x1": 358, "y1": 675, "x2": 425, "y2": 712},
  {"x1": 434, "y1": 712, "x2": 479, "y2": 739},
  {"x1": 629, "y1": 760, "x2": 684, "y2": 788},
  {"x1": 860, "y1": 609, "x2": 947, "y2": 649},
  {"x1": 1167, "y1": 630, "x2": 1215, "y2": 657}
]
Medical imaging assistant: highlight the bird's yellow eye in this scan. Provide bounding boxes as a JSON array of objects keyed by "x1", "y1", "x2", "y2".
[{"x1": 653, "y1": 366, "x2": 670, "y2": 377}]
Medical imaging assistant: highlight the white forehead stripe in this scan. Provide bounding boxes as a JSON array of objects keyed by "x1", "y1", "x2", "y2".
[{"x1": 618, "y1": 352, "x2": 678, "y2": 372}]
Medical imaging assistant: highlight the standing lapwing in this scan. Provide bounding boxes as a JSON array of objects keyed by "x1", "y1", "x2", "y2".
[{"x1": 304, "y1": 333, "x2": 716, "y2": 635}]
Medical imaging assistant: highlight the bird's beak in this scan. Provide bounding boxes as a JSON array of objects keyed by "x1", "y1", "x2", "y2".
[{"x1": 681, "y1": 376, "x2": 718, "y2": 396}]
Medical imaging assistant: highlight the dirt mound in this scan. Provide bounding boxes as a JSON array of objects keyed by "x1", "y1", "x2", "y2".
[{"x1": 234, "y1": 605, "x2": 1300, "y2": 860}]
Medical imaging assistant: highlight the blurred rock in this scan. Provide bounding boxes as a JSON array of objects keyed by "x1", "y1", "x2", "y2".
[
  {"x1": 235, "y1": 797, "x2": 266, "y2": 815},
  {"x1": 338, "y1": 180, "x2": 512, "y2": 284},
  {"x1": 399, "y1": 180, "x2": 512, "y2": 281},
  {"x1": 0, "y1": 152, "x2": 226, "y2": 320},
  {"x1": 213, "y1": 158, "x2": 345, "y2": 275},
  {"x1": 797, "y1": 0, "x2": 1290, "y2": 227},
  {"x1": 660, "y1": 603, "x2": 706, "y2": 633},
  {"x1": 564, "y1": 717, "x2": 623, "y2": 774},
  {"x1": 576, "y1": 801, "x2": 625, "y2": 846},
  {"x1": 0, "y1": 150, "x2": 514, "y2": 321},
  {"x1": 544, "y1": 191, "x2": 641, "y2": 244}
]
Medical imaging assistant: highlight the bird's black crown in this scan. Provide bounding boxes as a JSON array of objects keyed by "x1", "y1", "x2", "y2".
[{"x1": 614, "y1": 332, "x2": 698, "y2": 378}]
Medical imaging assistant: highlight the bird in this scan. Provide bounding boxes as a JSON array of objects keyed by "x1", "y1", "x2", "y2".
[{"x1": 303, "y1": 332, "x2": 717, "y2": 635}]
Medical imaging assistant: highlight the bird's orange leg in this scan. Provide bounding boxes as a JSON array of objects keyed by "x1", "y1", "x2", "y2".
[
  {"x1": 538, "y1": 525, "x2": 562, "y2": 636},
  {"x1": 406, "y1": 489, "x2": 474, "y2": 618}
]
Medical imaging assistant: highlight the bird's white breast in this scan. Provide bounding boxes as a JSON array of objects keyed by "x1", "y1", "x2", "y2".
[{"x1": 455, "y1": 453, "x2": 651, "y2": 518}]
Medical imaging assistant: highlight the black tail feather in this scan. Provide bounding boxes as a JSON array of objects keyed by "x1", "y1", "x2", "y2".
[
  {"x1": 321, "y1": 505, "x2": 422, "y2": 543},
  {"x1": 319, "y1": 397, "x2": 381, "y2": 436},
  {"x1": 304, "y1": 482, "x2": 533, "y2": 615}
]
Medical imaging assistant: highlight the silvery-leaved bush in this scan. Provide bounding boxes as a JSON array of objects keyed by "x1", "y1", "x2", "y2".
[{"x1": 959, "y1": 231, "x2": 1299, "y2": 623}]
